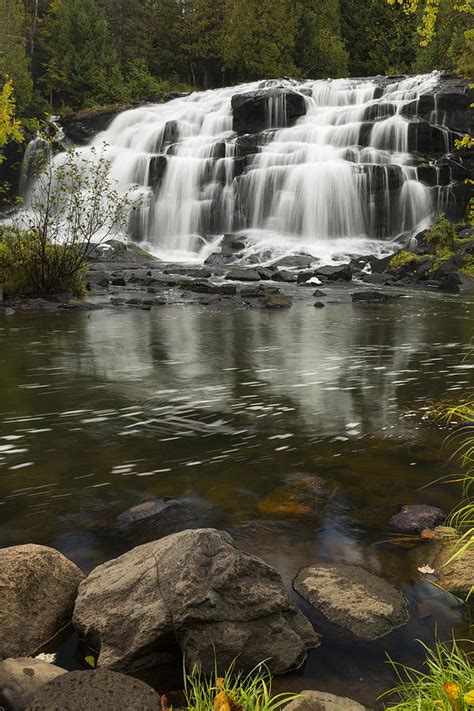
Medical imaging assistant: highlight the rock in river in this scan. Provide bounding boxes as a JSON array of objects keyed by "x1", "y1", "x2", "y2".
[
  {"x1": 0, "y1": 657, "x2": 66, "y2": 711},
  {"x1": 73, "y1": 528, "x2": 318, "y2": 674},
  {"x1": 116, "y1": 497, "x2": 217, "y2": 545},
  {"x1": 0, "y1": 545, "x2": 84, "y2": 660},
  {"x1": 284, "y1": 690, "x2": 367, "y2": 711},
  {"x1": 293, "y1": 563, "x2": 408, "y2": 641},
  {"x1": 23, "y1": 669, "x2": 161, "y2": 711},
  {"x1": 257, "y1": 476, "x2": 336, "y2": 517},
  {"x1": 389, "y1": 504, "x2": 445, "y2": 533}
]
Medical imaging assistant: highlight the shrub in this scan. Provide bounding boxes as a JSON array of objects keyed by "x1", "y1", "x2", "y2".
[
  {"x1": 2, "y1": 141, "x2": 136, "y2": 297},
  {"x1": 0, "y1": 225, "x2": 85, "y2": 296},
  {"x1": 426, "y1": 213, "x2": 458, "y2": 250}
]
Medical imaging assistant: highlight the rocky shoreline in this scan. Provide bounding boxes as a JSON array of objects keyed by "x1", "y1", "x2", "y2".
[
  {"x1": 1, "y1": 221, "x2": 473, "y2": 317},
  {"x1": 0, "y1": 488, "x2": 471, "y2": 710}
]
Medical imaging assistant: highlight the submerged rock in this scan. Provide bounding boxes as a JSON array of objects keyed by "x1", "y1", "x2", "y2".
[
  {"x1": 257, "y1": 476, "x2": 336, "y2": 517},
  {"x1": 0, "y1": 657, "x2": 66, "y2": 711},
  {"x1": 293, "y1": 563, "x2": 408, "y2": 641},
  {"x1": 263, "y1": 292, "x2": 292, "y2": 309},
  {"x1": 389, "y1": 504, "x2": 445, "y2": 533},
  {"x1": 351, "y1": 291, "x2": 402, "y2": 304},
  {"x1": 116, "y1": 497, "x2": 216, "y2": 545},
  {"x1": 73, "y1": 528, "x2": 318, "y2": 674},
  {"x1": 284, "y1": 690, "x2": 367, "y2": 711},
  {"x1": 0, "y1": 545, "x2": 84, "y2": 660},
  {"x1": 24, "y1": 669, "x2": 161, "y2": 711}
]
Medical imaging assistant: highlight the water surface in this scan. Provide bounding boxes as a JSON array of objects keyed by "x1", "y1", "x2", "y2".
[{"x1": 1, "y1": 288, "x2": 472, "y2": 706}]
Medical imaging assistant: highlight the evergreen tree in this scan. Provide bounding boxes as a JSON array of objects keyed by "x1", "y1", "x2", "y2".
[
  {"x1": 44, "y1": 0, "x2": 125, "y2": 109},
  {"x1": 296, "y1": 0, "x2": 348, "y2": 78},
  {"x1": 0, "y1": 0, "x2": 33, "y2": 113},
  {"x1": 222, "y1": 0, "x2": 300, "y2": 80}
]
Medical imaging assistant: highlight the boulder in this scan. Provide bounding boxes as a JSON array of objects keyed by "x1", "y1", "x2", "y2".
[
  {"x1": 73, "y1": 529, "x2": 318, "y2": 675},
  {"x1": 313, "y1": 302, "x2": 325, "y2": 308},
  {"x1": 0, "y1": 545, "x2": 84, "y2": 660},
  {"x1": 258, "y1": 476, "x2": 336, "y2": 517},
  {"x1": 116, "y1": 497, "x2": 216, "y2": 545},
  {"x1": 351, "y1": 291, "x2": 402, "y2": 304},
  {"x1": 389, "y1": 504, "x2": 445, "y2": 533},
  {"x1": 284, "y1": 690, "x2": 367, "y2": 711},
  {"x1": 263, "y1": 292, "x2": 292, "y2": 309},
  {"x1": 432, "y1": 538, "x2": 474, "y2": 598},
  {"x1": 297, "y1": 265, "x2": 352, "y2": 284},
  {"x1": 0, "y1": 657, "x2": 66, "y2": 711},
  {"x1": 232, "y1": 89, "x2": 306, "y2": 134},
  {"x1": 23, "y1": 669, "x2": 161, "y2": 711},
  {"x1": 293, "y1": 563, "x2": 408, "y2": 641},
  {"x1": 225, "y1": 268, "x2": 261, "y2": 282}
]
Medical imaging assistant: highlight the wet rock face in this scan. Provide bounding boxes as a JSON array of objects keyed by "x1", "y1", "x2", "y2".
[
  {"x1": 23, "y1": 669, "x2": 162, "y2": 711},
  {"x1": 284, "y1": 690, "x2": 367, "y2": 711},
  {"x1": 0, "y1": 657, "x2": 66, "y2": 710},
  {"x1": 0, "y1": 545, "x2": 84, "y2": 660},
  {"x1": 232, "y1": 88, "x2": 307, "y2": 135},
  {"x1": 73, "y1": 528, "x2": 319, "y2": 675},
  {"x1": 257, "y1": 476, "x2": 336, "y2": 517},
  {"x1": 389, "y1": 504, "x2": 445, "y2": 533},
  {"x1": 293, "y1": 563, "x2": 409, "y2": 641}
]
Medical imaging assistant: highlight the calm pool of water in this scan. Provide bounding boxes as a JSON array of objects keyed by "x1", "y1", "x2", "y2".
[{"x1": 1, "y1": 287, "x2": 473, "y2": 706}]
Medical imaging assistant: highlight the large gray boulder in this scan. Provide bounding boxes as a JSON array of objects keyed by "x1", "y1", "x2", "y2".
[
  {"x1": 0, "y1": 545, "x2": 84, "y2": 659},
  {"x1": 73, "y1": 528, "x2": 319, "y2": 674},
  {"x1": 0, "y1": 657, "x2": 66, "y2": 711},
  {"x1": 24, "y1": 669, "x2": 161, "y2": 711},
  {"x1": 284, "y1": 690, "x2": 367, "y2": 710},
  {"x1": 293, "y1": 563, "x2": 408, "y2": 641}
]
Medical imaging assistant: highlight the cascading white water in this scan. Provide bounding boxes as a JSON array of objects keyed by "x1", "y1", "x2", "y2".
[{"x1": 23, "y1": 72, "x2": 454, "y2": 263}]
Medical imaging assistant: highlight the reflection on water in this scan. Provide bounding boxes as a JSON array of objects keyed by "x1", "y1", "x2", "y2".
[{"x1": 0, "y1": 290, "x2": 473, "y2": 707}]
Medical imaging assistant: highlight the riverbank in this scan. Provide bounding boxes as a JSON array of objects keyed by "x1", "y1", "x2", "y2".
[{"x1": 1, "y1": 220, "x2": 473, "y2": 317}]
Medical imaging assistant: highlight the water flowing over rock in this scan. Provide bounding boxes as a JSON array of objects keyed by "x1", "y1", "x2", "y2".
[
  {"x1": 0, "y1": 545, "x2": 84, "y2": 660},
  {"x1": 73, "y1": 528, "x2": 319, "y2": 674},
  {"x1": 293, "y1": 563, "x2": 408, "y2": 641},
  {"x1": 25, "y1": 72, "x2": 472, "y2": 266}
]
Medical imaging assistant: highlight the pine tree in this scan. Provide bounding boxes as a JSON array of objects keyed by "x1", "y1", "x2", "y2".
[
  {"x1": 0, "y1": 0, "x2": 33, "y2": 113},
  {"x1": 44, "y1": 0, "x2": 125, "y2": 109},
  {"x1": 296, "y1": 0, "x2": 348, "y2": 78}
]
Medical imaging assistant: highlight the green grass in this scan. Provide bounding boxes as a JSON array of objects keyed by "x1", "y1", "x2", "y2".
[
  {"x1": 382, "y1": 638, "x2": 474, "y2": 710},
  {"x1": 182, "y1": 661, "x2": 300, "y2": 711}
]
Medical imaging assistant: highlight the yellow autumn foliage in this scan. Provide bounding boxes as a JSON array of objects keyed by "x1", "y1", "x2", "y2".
[{"x1": 0, "y1": 78, "x2": 23, "y2": 164}]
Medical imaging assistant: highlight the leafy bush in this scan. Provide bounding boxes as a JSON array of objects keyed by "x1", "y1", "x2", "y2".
[
  {"x1": 1, "y1": 141, "x2": 135, "y2": 296},
  {"x1": 426, "y1": 214, "x2": 458, "y2": 250},
  {"x1": 0, "y1": 225, "x2": 85, "y2": 296}
]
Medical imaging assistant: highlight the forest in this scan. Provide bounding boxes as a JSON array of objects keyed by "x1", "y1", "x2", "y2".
[{"x1": 0, "y1": 0, "x2": 472, "y2": 122}]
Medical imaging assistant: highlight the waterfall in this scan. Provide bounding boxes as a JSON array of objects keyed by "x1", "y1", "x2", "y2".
[{"x1": 23, "y1": 72, "x2": 460, "y2": 263}]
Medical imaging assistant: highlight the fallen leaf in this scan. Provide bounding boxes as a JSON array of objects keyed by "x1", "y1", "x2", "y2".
[
  {"x1": 418, "y1": 565, "x2": 435, "y2": 574},
  {"x1": 443, "y1": 681, "x2": 461, "y2": 710}
]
